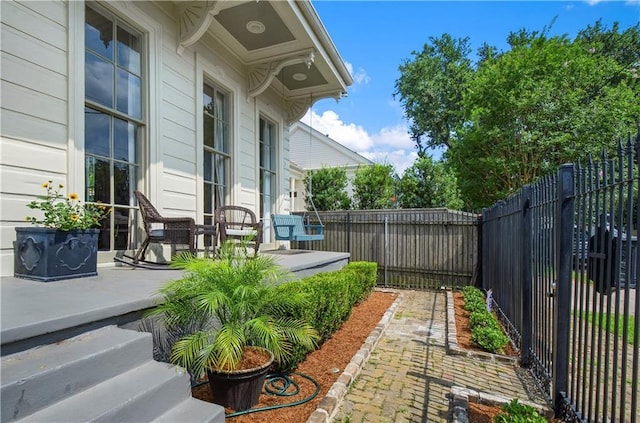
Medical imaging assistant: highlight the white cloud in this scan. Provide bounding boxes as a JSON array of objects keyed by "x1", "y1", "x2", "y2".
[
  {"x1": 300, "y1": 110, "x2": 418, "y2": 175},
  {"x1": 352, "y1": 68, "x2": 371, "y2": 85},
  {"x1": 301, "y1": 110, "x2": 373, "y2": 151},
  {"x1": 344, "y1": 61, "x2": 370, "y2": 86},
  {"x1": 371, "y1": 125, "x2": 414, "y2": 150}
]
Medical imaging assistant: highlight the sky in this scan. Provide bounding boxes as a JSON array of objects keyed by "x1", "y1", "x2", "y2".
[{"x1": 301, "y1": 1, "x2": 640, "y2": 175}]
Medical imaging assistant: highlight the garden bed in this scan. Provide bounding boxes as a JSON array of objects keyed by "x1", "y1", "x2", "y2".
[{"x1": 192, "y1": 290, "x2": 398, "y2": 422}]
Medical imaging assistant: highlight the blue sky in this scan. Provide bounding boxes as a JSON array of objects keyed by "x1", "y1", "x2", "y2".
[{"x1": 301, "y1": 1, "x2": 640, "y2": 174}]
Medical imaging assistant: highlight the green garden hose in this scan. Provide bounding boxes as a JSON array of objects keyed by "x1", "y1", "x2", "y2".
[{"x1": 194, "y1": 372, "x2": 321, "y2": 418}]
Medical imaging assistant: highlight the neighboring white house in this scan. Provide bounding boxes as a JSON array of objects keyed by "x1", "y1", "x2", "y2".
[
  {"x1": 289, "y1": 121, "x2": 372, "y2": 211},
  {"x1": 0, "y1": 0, "x2": 352, "y2": 276}
]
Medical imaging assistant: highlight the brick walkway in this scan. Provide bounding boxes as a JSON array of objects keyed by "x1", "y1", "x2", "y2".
[{"x1": 332, "y1": 290, "x2": 548, "y2": 423}]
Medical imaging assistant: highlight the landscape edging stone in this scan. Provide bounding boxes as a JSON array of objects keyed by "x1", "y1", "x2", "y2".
[{"x1": 305, "y1": 288, "x2": 403, "y2": 423}]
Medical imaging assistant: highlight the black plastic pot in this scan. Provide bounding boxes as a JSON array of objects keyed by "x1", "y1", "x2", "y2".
[{"x1": 207, "y1": 347, "x2": 274, "y2": 411}]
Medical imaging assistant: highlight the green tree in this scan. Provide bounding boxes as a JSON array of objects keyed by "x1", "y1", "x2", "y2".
[
  {"x1": 395, "y1": 22, "x2": 640, "y2": 210},
  {"x1": 303, "y1": 166, "x2": 351, "y2": 211},
  {"x1": 452, "y1": 26, "x2": 639, "y2": 208},
  {"x1": 394, "y1": 34, "x2": 474, "y2": 154},
  {"x1": 353, "y1": 163, "x2": 396, "y2": 210},
  {"x1": 397, "y1": 155, "x2": 464, "y2": 210}
]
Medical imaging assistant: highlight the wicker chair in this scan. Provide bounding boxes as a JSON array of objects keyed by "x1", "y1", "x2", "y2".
[
  {"x1": 133, "y1": 191, "x2": 198, "y2": 263},
  {"x1": 215, "y1": 205, "x2": 263, "y2": 255}
]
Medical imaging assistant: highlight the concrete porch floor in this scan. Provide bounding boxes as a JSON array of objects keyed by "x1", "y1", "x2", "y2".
[{"x1": 1, "y1": 250, "x2": 349, "y2": 356}]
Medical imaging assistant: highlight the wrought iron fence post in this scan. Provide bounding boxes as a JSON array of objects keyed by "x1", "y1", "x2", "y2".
[
  {"x1": 476, "y1": 214, "x2": 483, "y2": 288},
  {"x1": 521, "y1": 185, "x2": 533, "y2": 367},
  {"x1": 553, "y1": 164, "x2": 575, "y2": 415}
]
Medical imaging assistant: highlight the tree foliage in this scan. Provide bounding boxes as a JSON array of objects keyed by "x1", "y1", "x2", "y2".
[
  {"x1": 398, "y1": 155, "x2": 463, "y2": 210},
  {"x1": 395, "y1": 20, "x2": 640, "y2": 210},
  {"x1": 303, "y1": 166, "x2": 351, "y2": 211},
  {"x1": 353, "y1": 163, "x2": 396, "y2": 210},
  {"x1": 395, "y1": 34, "x2": 474, "y2": 154}
]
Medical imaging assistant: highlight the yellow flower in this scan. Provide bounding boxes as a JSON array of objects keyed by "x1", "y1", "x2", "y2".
[
  {"x1": 70, "y1": 214, "x2": 79, "y2": 221},
  {"x1": 41, "y1": 182, "x2": 49, "y2": 188},
  {"x1": 68, "y1": 193, "x2": 79, "y2": 201}
]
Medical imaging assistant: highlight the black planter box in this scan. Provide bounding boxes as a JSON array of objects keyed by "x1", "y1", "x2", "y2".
[{"x1": 14, "y1": 227, "x2": 99, "y2": 282}]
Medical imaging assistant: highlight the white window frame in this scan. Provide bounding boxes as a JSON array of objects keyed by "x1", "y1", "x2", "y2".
[{"x1": 68, "y1": 1, "x2": 160, "y2": 261}]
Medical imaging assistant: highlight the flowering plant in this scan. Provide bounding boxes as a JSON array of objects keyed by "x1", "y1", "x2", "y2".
[{"x1": 25, "y1": 181, "x2": 110, "y2": 231}]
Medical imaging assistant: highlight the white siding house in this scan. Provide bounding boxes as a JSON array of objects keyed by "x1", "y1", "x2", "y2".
[
  {"x1": 0, "y1": 0, "x2": 352, "y2": 276},
  {"x1": 289, "y1": 121, "x2": 372, "y2": 210}
]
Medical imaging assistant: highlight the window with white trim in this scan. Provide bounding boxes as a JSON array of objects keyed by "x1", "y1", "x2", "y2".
[
  {"x1": 259, "y1": 117, "x2": 277, "y2": 226},
  {"x1": 203, "y1": 82, "x2": 230, "y2": 229},
  {"x1": 84, "y1": 4, "x2": 143, "y2": 251}
]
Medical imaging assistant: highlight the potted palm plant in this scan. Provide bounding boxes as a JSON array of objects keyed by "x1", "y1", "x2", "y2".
[
  {"x1": 15, "y1": 181, "x2": 109, "y2": 281},
  {"x1": 148, "y1": 242, "x2": 319, "y2": 411}
]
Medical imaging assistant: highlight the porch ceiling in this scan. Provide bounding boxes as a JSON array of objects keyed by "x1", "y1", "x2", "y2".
[{"x1": 175, "y1": 0, "x2": 352, "y2": 122}]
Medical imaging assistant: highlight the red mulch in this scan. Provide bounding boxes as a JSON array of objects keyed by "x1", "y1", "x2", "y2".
[{"x1": 192, "y1": 290, "x2": 398, "y2": 422}]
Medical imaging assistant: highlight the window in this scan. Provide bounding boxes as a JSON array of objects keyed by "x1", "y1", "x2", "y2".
[
  {"x1": 259, "y1": 117, "x2": 277, "y2": 225},
  {"x1": 84, "y1": 4, "x2": 143, "y2": 251},
  {"x1": 203, "y1": 83, "x2": 230, "y2": 229}
]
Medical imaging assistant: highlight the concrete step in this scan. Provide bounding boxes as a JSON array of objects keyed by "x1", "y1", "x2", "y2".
[
  {"x1": 153, "y1": 397, "x2": 226, "y2": 423},
  {"x1": 15, "y1": 360, "x2": 191, "y2": 422},
  {"x1": 1, "y1": 325, "x2": 152, "y2": 422}
]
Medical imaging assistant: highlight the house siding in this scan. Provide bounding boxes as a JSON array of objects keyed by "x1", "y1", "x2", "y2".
[
  {"x1": 289, "y1": 122, "x2": 372, "y2": 207},
  {"x1": 0, "y1": 0, "x2": 292, "y2": 276},
  {"x1": 0, "y1": 0, "x2": 70, "y2": 274}
]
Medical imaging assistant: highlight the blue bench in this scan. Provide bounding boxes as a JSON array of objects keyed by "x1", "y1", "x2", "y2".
[{"x1": 271, "y1": 214, "x2": 324, "y2": 242}]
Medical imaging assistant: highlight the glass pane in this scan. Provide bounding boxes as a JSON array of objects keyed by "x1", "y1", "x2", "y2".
[
  {"x1": 85, "y1": 107, "x2": 110, "y2": 157},
  {"x1": 97, "y1": 213, "x2": 111, "y2": 251},
  {"x1": 117, "y1": 27, "x2": 140, "y2": 75},
  {"x1": 116, "y1": 68, "x2": 141, "y2": 119},
  {"x1": 85, "y1": 156, "x2": 110, "y2": 203},
  {"x1": 270, "y1": 140, "x2": 277, "y2": 171},
  {"x1": 114, "y1": 162, "x2": 133, "y2": 205},
  {"x1": 114, "y1": 118, "x2": 138, "y2": 163},
  {"x1": 113, "y1": 207, "x2": 130, "y2": 250},
  {"x1": 261, "y1": 142, "x2": 270, "y2": 169},
  {"x1": 204, "y1": 183, "x2": 212, "y2": 214},
  {"x1": 214, "y1": 92, "x2": 227, "y2": 152},
  {"x1": 203, "y1": 114, "x2": 215, "y2": 148},
  {"x1": 215, "y1": 183, "x2": 226, "y2": 210},
  {"x1": 216, "y1": 91, "x2": 225, "y2": 119},
  {"x1": 85, "y1": 51, "x2": 114, "y2": 107},
  {"x1": 203, "y1": 87, "x2": 214, "y2": 116},
  {"x1": 85, "y1": 6, "x2": 113, "y2": 60},
  {"x1": 262, "y1": 171, "x2": 272, "y2": 196},
  {"x1": 204, "y1": 152, "x2": 212, "y2": 182},
  {"x1": 214, "y1": 155, "x2": 226, "y2": 185},
  {"x1": 215, "y1": 120, "x2": 227, "y2": 153}
]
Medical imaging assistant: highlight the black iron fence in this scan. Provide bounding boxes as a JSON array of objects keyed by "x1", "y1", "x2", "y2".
[
  {"x1": 293, "y1": 209, "x2": 480, "y2": 289},
  {"x1": 482, "y1": 133, "x2": 639, "y2": 422}
]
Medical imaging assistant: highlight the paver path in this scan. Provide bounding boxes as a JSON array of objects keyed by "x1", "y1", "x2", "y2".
[{"x1": 334, "y1": 290, "x2": 547, "y2": 423}]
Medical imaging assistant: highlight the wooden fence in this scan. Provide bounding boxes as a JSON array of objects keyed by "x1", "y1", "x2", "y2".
[{"x1": 293, "y1": 209, "x2": 481, "y2": 289}]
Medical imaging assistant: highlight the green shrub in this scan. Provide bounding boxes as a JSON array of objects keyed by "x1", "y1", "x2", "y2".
[
  {"x1": 462, "y1": 286, "x2": 488, "y2": 313},
  {"x1": 472, "y1": 325, "x2": 509, "y2": 354},
  {"x1": 273, "y1": 261, "x2": 378, "y2": 371},
  {"x1": 468, "y1": 310, "x2": 500, "y2": 330},
  {"x1": 462, "y1": 286, "x2": 484, "y2": 302},
  {"x1": 464, "y1": 296, "x2": 487, "y2": 313},
  {"x1": 493, "y1": 399, "x2": 547, "y2": 423}
]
